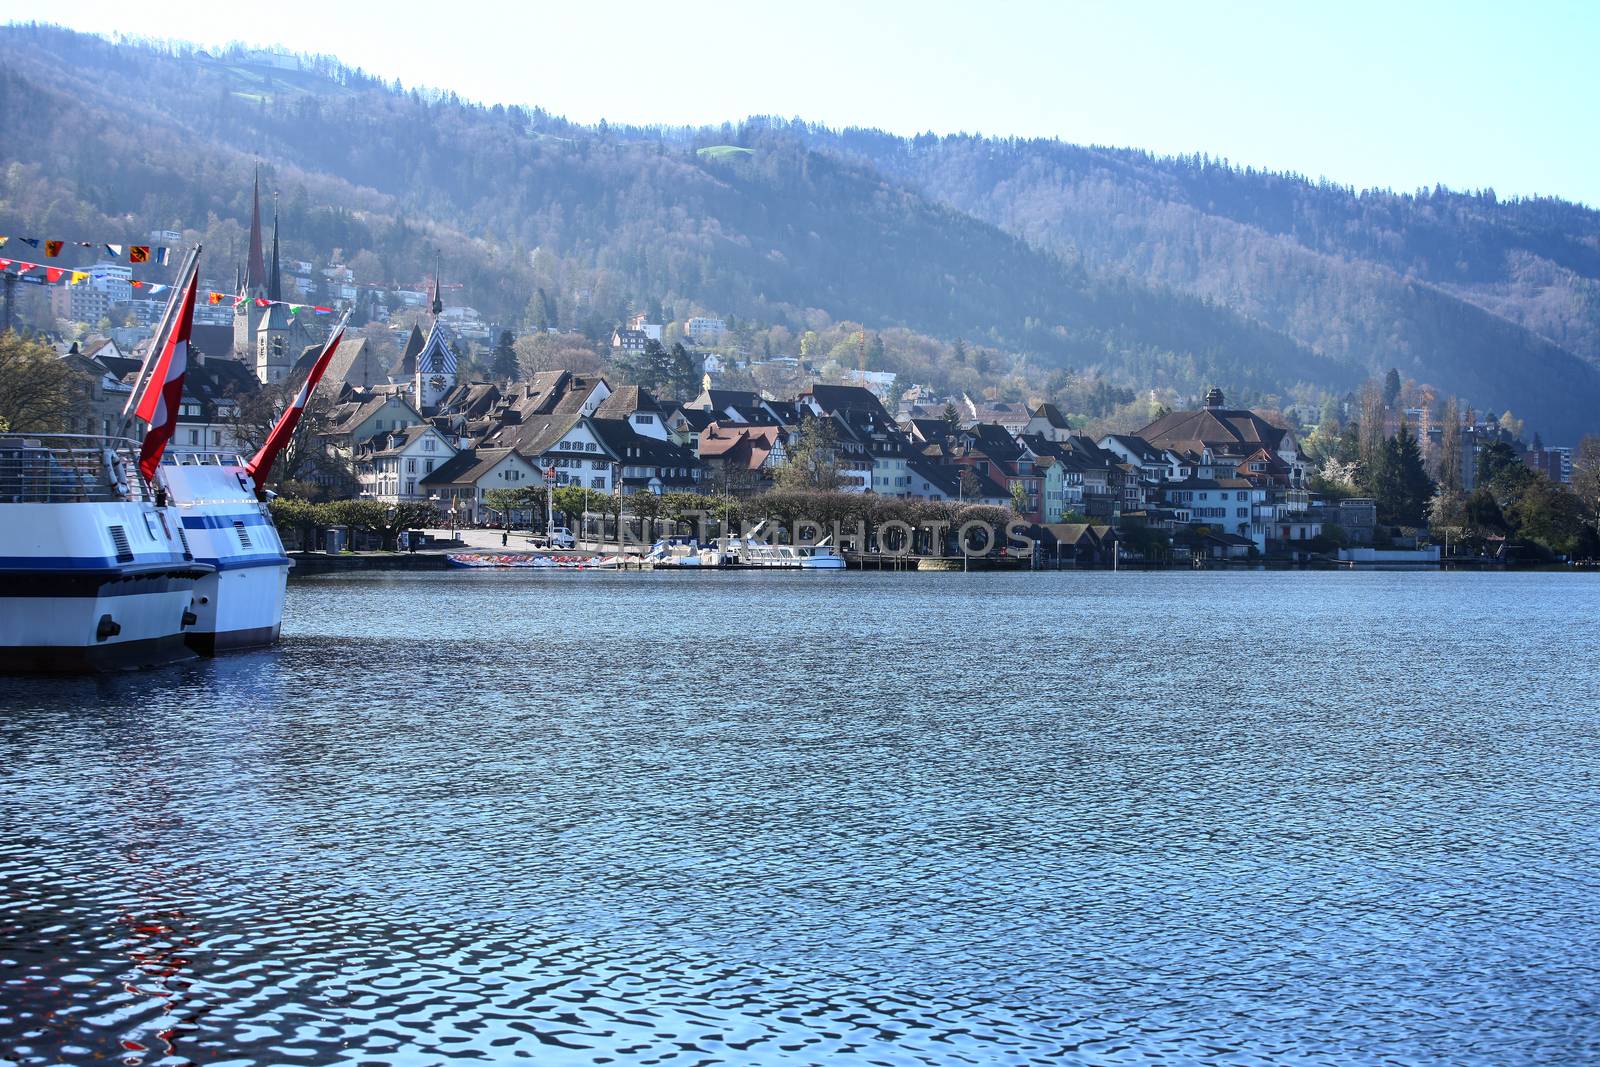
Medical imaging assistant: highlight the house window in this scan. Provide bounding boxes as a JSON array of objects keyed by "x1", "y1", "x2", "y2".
[
  {"x1": 586, "y1": 443, "x2": 598, "y2": 452},
  {"x1": 407, "y1": 458, "x2": 417, "y2": 473},
  {"x1": 424, "y1": 438, "x2": 435, "y2": 452},
  {"x1": 634, "y1": 414, "x2": 654, "y2": 425},
  {"x1": 591, "y1": 477, "x2": 605, "y2": 489},
  {"x1": 187, "y1": 429, "x2": 199, "y2": 445}
]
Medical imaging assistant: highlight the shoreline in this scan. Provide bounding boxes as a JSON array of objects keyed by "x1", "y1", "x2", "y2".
[{"x1": 288, "y1": 548, "x2": 1594, "y2": 577}]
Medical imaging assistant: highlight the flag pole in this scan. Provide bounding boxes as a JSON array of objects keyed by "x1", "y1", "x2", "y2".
[{"x1": 118, "y1": 245, "x2": 200, "y2": 439}]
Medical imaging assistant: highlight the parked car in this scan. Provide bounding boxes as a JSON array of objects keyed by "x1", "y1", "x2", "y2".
[{"x1": 528, "y1": 526, "x2": 576, "y2": 549}]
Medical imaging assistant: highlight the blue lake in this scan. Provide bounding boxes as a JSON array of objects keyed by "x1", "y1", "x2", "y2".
[{"x1": 3, "y1": 570, "x2": 1599, "y2": 1064}]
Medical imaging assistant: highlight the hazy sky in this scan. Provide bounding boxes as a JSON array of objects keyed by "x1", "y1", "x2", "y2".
[{"x1": 24, "y1": 0, "x2": 1600, "y2": 205}]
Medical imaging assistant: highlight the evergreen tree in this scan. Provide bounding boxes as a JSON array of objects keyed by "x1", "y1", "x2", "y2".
[
  {"x1": 667, "y1": 342, "x2": 698, "y2": 401},
  {"x1": 525, "y1": 288, "x2": 553, "y2": 333},
  {"x1": 617, "y1": 338, "x2": 674, "y2": 393},
  {"x1": 1383, "y1": 367, "x2": 1402, "y2": 409},
  {"x1": 942, "y1": 401, "x2": 964, "y2": 441},
  {"x1": 490, "y1": 329, "x2": 518, "y2": 381},
  {"x1": 1370, "y1": 420, "x2": 1433, "y2": 526}
]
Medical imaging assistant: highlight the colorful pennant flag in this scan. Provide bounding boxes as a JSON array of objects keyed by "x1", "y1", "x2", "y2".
[
  {"x1": 129, "y1": 245, "x2": 150, "y2": 263},
  {"x1": 44, "y1": 267, "x2": 64, "y2": 283},
  {"x1": 105, "y1": 244, "x2": 123, "y2": 257},
  {"x1": 19, "y1": 237, "x2": 38, "y2": 249},
  {"x1": 45, "y1": 240, "x2": 63, "y2": 257}
]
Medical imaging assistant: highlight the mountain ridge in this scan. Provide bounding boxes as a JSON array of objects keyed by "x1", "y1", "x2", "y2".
[{"x1": 3, "y1": 24, "x2": 1599, "y2": 438}]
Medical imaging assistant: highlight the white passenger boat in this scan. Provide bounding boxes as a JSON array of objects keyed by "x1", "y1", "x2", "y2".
[
  {"x1": 737, "y1": 536, "x2": 848, "y2": 569},
  {"x1": 160, "y1": 453, "x2": 293, "y2": 655},
  {"x1": 0, "y1": 434, "x2": 212, "y2": 672}
]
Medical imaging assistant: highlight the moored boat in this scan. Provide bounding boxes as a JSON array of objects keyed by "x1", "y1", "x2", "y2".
[
  {"x1": 0, "y1": 434, "x2": 212, "y2": 672},
  {"x1": 161, "y1": 454, "x2": 293, "y2": 655}
]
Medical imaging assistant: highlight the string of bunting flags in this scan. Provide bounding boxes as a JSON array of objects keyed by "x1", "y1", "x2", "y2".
[
  {"x1": 206, "y1": 291, "x2": 335, "y2": 315},
  {"x1": 0, "y1": 234, "x2": 175, "y2": 265},
  {"x1": 0, "y1": 257, "x2": 174, "y2": 293},
  {"x1": 0, "y1": 258, "x2": 334, "y2": 315}
]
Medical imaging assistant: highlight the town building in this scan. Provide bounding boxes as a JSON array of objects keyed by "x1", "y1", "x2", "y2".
[
  {"x1": 418, "y1": 447, "x2": 541, "y2": 524},
  {"x1": 233, "y1": 172, "x2": 322, "y2": 384}
]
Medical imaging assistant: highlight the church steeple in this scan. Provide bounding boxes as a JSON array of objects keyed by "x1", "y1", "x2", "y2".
[
  {"x1": 269, "y1": 191, "x2": 282, "y2": 302},
  {"x1": 430, "y1": 249, "x2": 444, "y2": 317},
  {"x1": 245, "y1": 165, "x2": 267, "y2": 293}
]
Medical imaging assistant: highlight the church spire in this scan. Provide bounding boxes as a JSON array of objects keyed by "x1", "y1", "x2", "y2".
[
  {"x1": 269, "y1": 190, "x2": 282, "y2": 302},
  {"x1": 246, "y1": 165, "x2": 267, "y2": 292},
  {"x1": 430, "y1": 248, "x2": 444, "y2": 317}
]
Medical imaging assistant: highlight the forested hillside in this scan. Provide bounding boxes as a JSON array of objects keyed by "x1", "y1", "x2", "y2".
[
  {"x1": 3, "y1": 24, "x2": 1600, "y2": 438},
  {"x1": 796, "y1": 126, "x2": 1600, "y2": 438}
]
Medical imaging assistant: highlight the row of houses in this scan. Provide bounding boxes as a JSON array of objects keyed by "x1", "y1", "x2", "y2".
[{"x1": 312, "y1": 323, "x2": 1332, "y2": 555}]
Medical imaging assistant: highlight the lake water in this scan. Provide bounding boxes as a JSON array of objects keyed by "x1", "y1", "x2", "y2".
[{"x1": 3, "y1": 570, "x2": 1599, "y2": 1065}]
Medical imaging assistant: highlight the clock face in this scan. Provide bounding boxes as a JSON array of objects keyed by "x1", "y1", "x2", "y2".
[{"x1": 429, "y1": 374, "x2": 446, "y2": 389}]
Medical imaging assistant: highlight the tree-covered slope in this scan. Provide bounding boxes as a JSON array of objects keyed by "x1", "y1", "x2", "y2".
[
  {"x1": 3, "y1": 25, "x2": 1599, "y2": 437},
  {"x1": 795, "y1": 125, "x2": 1600, "y2": 438}
]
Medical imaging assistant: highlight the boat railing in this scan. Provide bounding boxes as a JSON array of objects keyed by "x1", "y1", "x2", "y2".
[
  {"x1": 162, "y1": 450, "x2": 246, "y2": 467},
  {"x1": 0, "y1": 433, "x2": 149, "y2": 503}
]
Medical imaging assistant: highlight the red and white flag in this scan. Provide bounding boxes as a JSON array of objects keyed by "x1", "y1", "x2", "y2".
[
  {"x1": 244, "y1": 313, "x2": 349, "y2": 493},
  {"x1": 128, "y1": 265, "x2": 198, "y2": 480}
]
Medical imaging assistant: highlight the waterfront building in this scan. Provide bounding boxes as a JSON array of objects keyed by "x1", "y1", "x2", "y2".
[
  {"x1": 418, "y1": 446, "x2": 541, "y2": 524},
  {"x1": 1136, "y1": 388, "x2": 1310, "y2": 488},
  {"x1": 699, "y1": 423, "x2": 785, "y2": 494},
  {"x1": 357, "y1": 424, "x2": 458, "y2": 501}
]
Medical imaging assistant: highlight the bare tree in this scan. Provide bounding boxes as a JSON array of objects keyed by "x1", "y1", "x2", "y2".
[{"x1": 0, "y1": 331, "x2": 85, "y2": 432}]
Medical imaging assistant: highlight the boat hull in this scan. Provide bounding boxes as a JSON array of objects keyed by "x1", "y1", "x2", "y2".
[
  {"x1": 162, "y1": 463, "x2": 292, "y2": 657},
  {"x1": 183, "y1": 559, "x2": 290, "y2": 655},
  {"x1": 0, "y1": 563, "x2": 210, "y2": 674}
]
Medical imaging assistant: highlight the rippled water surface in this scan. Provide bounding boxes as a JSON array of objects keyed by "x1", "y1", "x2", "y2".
[{"x1": 4, "y1": 570, "x2": 1600, "y2": 1065}]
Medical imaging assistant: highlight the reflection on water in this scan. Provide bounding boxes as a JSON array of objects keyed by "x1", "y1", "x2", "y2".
[{"x1": 3, "y1": 570, "x2": 1600, "y2": 1063}]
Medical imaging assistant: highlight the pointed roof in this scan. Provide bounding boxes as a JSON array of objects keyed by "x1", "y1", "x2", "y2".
[
  {"x1": 246, "y1": 166, "x2": 267, "y2": 292},
  {"x1": 268, "y1": 192, "x2": 282, "y2": 302},
  {"x1": 416, "y1": 322, "x2": 458, "y2": 377},
  {"x1": 1135, "y1": 406, "x2": 1290, "y2": 457},
  {"x1": 395, "y1": 324, "x2": 426, "y2": 377}
]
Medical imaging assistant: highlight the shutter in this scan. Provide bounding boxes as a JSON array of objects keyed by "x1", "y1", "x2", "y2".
[{"x1": 108, "y1": 525, "x2": 134, "y2": 563}]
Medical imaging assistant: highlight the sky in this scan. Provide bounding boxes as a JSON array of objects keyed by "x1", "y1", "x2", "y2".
[{"x1": 21, "y1": 0, "x2": 1600, "y2": 205}]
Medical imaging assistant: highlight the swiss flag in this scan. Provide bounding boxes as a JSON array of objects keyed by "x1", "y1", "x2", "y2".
[
  {"x1": 244, "y1": 313, "x2": 349, "y2": 492},
  {"x1": 131, "y1": 267, "x2": 198, "y2": 480}
]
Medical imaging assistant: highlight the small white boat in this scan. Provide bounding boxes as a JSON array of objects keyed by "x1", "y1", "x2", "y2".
[
  {"x1": 737, "y1": 535, "x2": 848, "y2": 570},
  {"x1": 0, "y1": 434, "x2": 212, "y2": 672},
  {"x1": 644, "y1": 537, "x2": 720, "y2": 567}
]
